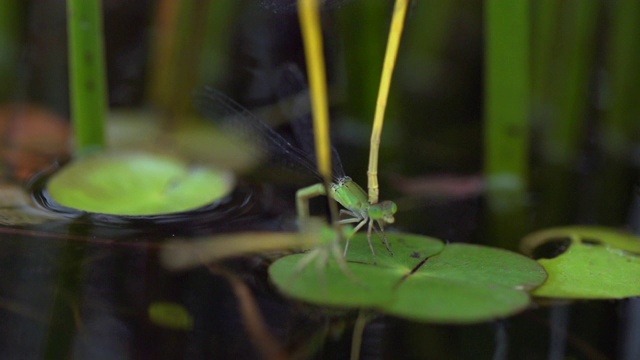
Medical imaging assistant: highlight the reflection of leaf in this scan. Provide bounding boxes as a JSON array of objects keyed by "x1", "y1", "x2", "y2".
[
  {"x1": 0, "y1": 183, "x2": 65, "y2": 225},
  {"x1": 521, "y1": 226, "x2": 640, "y2": 299},
  {"x1": 47, "y1": 152, "x2": 235, "y2": 215},
  {"x1": 269, "y1": 233, "x2": 546, "y2": 324}
]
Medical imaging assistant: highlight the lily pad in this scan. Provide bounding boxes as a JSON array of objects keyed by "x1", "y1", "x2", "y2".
[
  {"x1": 269, "y1": 233, "x2": 546, "y2": 323},
  {"x1": 47, "y1": 152, "x2": 234, "y2": 215},
  {"x1": 386, "y1": 244, "x2": 546, "y2": 323},
  {"x1": 521, "y1": 226, "x2": 640, "y2": 299},
  {"x1": 271, "y1": 233, "x2": 445, "y2": 308},
  {"x1": 107, "y1": 111, "x2": 261, "y2": 173},
  {"x1": 171, "y1": 121, "x2": 261, "y2": 173}
]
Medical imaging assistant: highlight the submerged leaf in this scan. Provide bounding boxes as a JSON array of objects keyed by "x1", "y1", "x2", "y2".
[
  {"x1": 521, "y1": 226, "x2": 640, "y2": 299},
  {"x1": 47, "y1": 152, "x2": 235, "y2": 215},
  {"x1": 269, "y1": 233, "x2": 546, "y2": 323},
  {"x1": 148, "y1": 302, "x2": 193, "y2": 331}
]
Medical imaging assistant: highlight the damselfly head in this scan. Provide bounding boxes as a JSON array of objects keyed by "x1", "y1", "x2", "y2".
[{"x1": 369, "y1": 200, "x2": 397, "y2": 224}]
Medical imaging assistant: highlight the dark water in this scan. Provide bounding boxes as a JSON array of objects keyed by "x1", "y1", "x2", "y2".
[
  {"x1": 0, "y1": 167, "x2": 291, "y2": 359},
  {"x1": 0, "y1": 168, "x2": 634, "y2": 360}
]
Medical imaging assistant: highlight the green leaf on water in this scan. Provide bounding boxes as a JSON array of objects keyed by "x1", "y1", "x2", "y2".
[
  {"x1": 386, "y1": 244, "x2": 547, "y2": 323},
  {"x1": 269, "y1": 233, "x2": 546, "y2": 323},
  {"x1": 521, "y1": 226, "x2": 640, "y2": 299},
  {"x1": 47, "y1": 152, "x2": 235, "y2": 215},
  {"x1": 271, "y1": 233, "x2": 444, "y2": 308},
  {"x1": 107, "y1": 111, "x2": 261, "y2": 173}
]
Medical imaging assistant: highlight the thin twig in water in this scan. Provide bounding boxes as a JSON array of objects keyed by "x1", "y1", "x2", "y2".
[
  {"x1": 350, "y1": 310, "x2": 368, "y2": 360},
  {"x1": 208, "y1": 265, "x2": 289, "y2": 360}
]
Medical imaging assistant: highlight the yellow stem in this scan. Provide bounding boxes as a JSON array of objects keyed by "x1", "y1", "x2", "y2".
[
  {"x1": 368, "y1": 0, "x2": 409, "y2": 204},
  {"x1": 297, "y1": 0, "x2": 332, "y2": 181}
]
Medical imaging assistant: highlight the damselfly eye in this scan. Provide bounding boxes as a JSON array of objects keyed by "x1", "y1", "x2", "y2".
[
  {"x1": 368, "y1": 200, "x2": 398, "y2": 223},
  {"x1": 381, "y1": 201, "x2": 398, "y2": 215}
]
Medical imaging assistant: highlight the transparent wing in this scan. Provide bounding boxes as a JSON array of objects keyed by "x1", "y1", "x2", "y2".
[
  {"x1": 194, "y1": 87, "x2": 323, "y2": 181},
  {"x1": 272, "y1": 63, "x2": 347, "y2": 178}
]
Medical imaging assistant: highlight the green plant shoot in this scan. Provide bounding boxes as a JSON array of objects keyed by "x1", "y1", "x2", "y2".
[
  {"x1": 368, "y1": 0, "x2": 409, "y2": 204},
  {"x1": 67, "y1": 0, "x2": 107, "y2": 154}
]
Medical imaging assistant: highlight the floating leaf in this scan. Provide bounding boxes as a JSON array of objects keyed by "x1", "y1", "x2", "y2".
[
  {"x1": 271, "y1": 233, "x2": 443, "y2": 308},
  {"x1": 171, "y1": 121, "x2": 261, "y2": 173},
  {"x1": 107, "y1": 110, "x2": 162, "y2": 151},
  {"x1": 269, "y1": 233, "x2": 546, "y2": 323},
  {"x1": 148, "y1": 302, "x2": 193, "y2": 331},
  {"x1": 386, "y1": 244, "x2": 546, "y2": 323},
  {"x1": 47, "y1": 152, "x2": 234, "y2": 215},
  {"x1": 521, "y1": 226, "x2": 640, "y2": 299},
  {"x1": 107, "y1": 111, "x2": 260, "y2": 173}
]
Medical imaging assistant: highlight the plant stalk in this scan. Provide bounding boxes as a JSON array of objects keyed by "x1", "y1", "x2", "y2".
[
  {"x1": 484, "y1": 0, "x2": 530, "y2": 247},
  {"x1": 67, "y1": 0, "x2": 108, "y2": 154}
]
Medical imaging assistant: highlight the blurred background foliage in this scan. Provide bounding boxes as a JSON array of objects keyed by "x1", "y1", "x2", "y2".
[{"x1": 0, "y1": 0, "x2": 639, "y2": 247}]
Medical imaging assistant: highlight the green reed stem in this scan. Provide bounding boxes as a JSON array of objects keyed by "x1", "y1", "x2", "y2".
[
  {"x1": 484, "y1": 0, "x2": 530, "y2": 248},
  {"x1": 340, "y1": 1, "x2": 389, "y2": 123},
  {"x1": 534, "y1": 0, "x2": 599, "y2": 227},
  {"x1": 531, "y1": 0, "x2": 558, "y2": 101},
  {"x1": 595, "y1": 0, "x2": 640, "y2": 225},
  {"x1": 0, "y1": 0, "x2": 22, "y2": 101},
  {"x1": 67, "y1": 0, "x2": 107, "y2": 154},
  {"x1": 148, "y1": 0, "x2": 218, "y2": 120}
]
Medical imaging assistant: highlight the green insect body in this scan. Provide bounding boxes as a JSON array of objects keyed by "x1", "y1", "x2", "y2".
[{"x1": 329, "y1": 176, "x2": 397, "y2": 260}]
